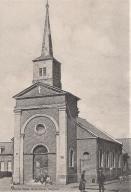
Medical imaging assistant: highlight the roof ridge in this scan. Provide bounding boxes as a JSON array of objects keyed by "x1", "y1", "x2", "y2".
[
  {"x1": 78, "y1": 117, "x2": 122, "y2": 145},
  {"x1": 77, "y1": 121, "x2": 98, "y2": 138},
  {"x1": 13, "y1": 83, "x2": 36, "y2": 98},
  {"x1": 118, "y1": 138, "x2": 131, "y2": 140}
]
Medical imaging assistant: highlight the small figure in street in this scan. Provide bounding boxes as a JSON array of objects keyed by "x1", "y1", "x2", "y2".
[
  {"x1": 79, "y1": 170, "x2": 86, "y2": 192},
  {"x1": 98, "y1": 169, "x2": 105, "y2": 192}
]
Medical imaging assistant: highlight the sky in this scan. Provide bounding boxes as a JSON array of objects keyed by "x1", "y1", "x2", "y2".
[{"x1": 0, "y1": 0, "x2": 129, "y2": 141}]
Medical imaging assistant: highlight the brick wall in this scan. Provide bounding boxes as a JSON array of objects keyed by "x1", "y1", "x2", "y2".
[
  {"x1": 24, "y1": 155, "x2": 33, "y2": 183},
  {"x1": 53, "y1": 59, "x2": 61, "y2": 89},
  {"x1": 23, "y1": 115, "x2": 56, "y2": 183},
  {"x1": 77, "y1": 126, "x2": 97, "y2": 183},
  {"x1": 97, "y1": 139, "x2": 122, "y2": 180},
  {"x1": 66, "y1": 95, "x2": 78, "y2": 183},
  {"x1": 67, "y1": 117, "x2": 77, "y2": 183},
  {"x1": 16, "y1": 95, "x2": 65, "y2": 109},
  {"x1": 77, "y1": 139, "x2": 97, "y2": 183},
  {"x1": 33, "y1": 59, "x2": 53, "y2": 86},
  {"x1": 21, "y1": 108, "x2": 59, "y2": 133}
]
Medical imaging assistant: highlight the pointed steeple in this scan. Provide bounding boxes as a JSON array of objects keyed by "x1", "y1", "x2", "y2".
[
  {"x1": 32, "y1": 0, "x2": 62, "y2": 89},
  {"x1": 41, "y1": 0, "x2": 53, "y2": 58}
]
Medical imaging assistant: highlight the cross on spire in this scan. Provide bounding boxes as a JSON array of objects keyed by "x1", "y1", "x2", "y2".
[
  {"x1": 41, "y1": 0, "x2": 53, "y2": 58},
  {"x1": 46, "y1": 0, "x2": 49, "y2": 8}
]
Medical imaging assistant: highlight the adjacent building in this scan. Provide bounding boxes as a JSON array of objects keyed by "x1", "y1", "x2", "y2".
[
  {"x1": 0, "y1": 142, "x2": 13, "y2": 177},
  {"x1": 118, "y1": 138, "x2": 131, "y2": 175}
]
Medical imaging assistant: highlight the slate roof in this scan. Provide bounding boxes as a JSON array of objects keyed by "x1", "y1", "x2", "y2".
[
  {"x1": 33, "y1": 55, "x2": 53, "y2": 62},
  {"x1": 0, "y1": 142, "x2": 13, "y2": 155},
  {"x1": 77, "y1": 117, "x2": 122, "y2": 144}
]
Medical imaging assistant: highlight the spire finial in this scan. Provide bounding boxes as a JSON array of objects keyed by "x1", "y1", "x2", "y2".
[{"x1": 46, "y1": 0, "x2": 49, "y2": 8}]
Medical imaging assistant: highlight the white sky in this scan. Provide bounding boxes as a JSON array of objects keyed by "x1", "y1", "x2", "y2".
[{"x1": 0, "y1": 0, "x2": 129, "y2": 141}]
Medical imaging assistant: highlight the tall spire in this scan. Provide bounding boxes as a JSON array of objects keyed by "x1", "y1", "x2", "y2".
[
  {"x1": 41, "y1": 0, "x2": 53, "y2": 58},
  {"x1": 33, "y1": 0, "x2": 62, "y2": 89}
]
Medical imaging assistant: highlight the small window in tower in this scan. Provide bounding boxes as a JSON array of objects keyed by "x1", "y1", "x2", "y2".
[
  {"x1": 43, "y1": 67, "x2": 46, "y2": 76},
  {"x1": 39, "y1": 68, "x2": 43, "y2": 77}
]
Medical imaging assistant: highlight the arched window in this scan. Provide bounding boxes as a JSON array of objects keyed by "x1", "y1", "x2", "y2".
[
  {"x1": 99, "y1": 149, "x2": 104, "y2": 168},
  {"x1": 110, "y1": 152, "x2": 115, "y2": 168},
  {"x1": 106, "y1": 151, "x2": 109, "y2": 168},
  {"x1": 33, "y1": 145, "x2": 48, "y2": 179},
  {"x1": 33, "y1": 145, "x2": 48, "y2": 154},
  {"x1": 83, "y1": 152, "x2": 90, "y2": 160},
  {"x1": 69, "y1": 149, "x2": 74, "y2": 168},
  {"x1": 112, "y1": 152, "x2": 115, "y2": 168},
  {"x1": 118, "y1": 154, "x2": 121, "y2": 168}
]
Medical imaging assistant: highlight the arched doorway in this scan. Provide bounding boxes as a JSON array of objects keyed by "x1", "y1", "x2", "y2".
[{"x1": 33, "y1": 145, "x2": 48, "y2": 179}]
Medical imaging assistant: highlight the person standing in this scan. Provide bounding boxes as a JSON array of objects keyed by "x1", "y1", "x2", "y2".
[
  {"x1": 79, "y1": 170, "x2": 86, "y2": 192},
  {"x1": 98, "y1": 169, "x2": 105, "y2": 192}
]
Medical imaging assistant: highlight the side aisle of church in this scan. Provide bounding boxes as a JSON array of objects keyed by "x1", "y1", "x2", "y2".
[{"x1": 0, "y1": 1, "x2": 123, "y2": 185}]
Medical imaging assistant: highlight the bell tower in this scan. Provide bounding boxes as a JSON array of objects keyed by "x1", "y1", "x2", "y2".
[{"x1": 32, "y1": 0, "x2": 62, "y2": 89}]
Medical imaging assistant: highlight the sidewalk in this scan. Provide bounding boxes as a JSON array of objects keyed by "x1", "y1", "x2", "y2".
[
  {"x1": 63, "y1": 178, "x2": 130, "y2": 192},
  {"x1": 0, "y1": 177, "x2": 130, "y2": 192},
  {"x1": 11, "y1": 178, "x2": 131, "y2": 191}
]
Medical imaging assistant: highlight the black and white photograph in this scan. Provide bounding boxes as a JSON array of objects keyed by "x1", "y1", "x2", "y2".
[{"x1": 0, "y1": 0, "x2": 129, "y2": 191}]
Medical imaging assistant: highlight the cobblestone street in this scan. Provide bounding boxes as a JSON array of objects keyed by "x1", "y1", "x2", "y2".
[{"x1": 0, "y1": 177, "x2": 130, "y2": 192}]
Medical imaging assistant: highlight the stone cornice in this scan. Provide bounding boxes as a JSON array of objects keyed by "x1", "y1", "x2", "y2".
[
  {"x1": 14, "y1": 103, "x2": 65, "y2": 111},
  {"x1": 14, "y1": 109, "x2": 22, "y2": 114},
  {"x1": 15, "y1": 93, "x2": 65, "y2": 100}
]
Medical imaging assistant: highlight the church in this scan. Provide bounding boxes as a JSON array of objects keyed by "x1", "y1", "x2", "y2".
[{"x1": 0, "y1": 1, "x2": 123, "y2": 185}]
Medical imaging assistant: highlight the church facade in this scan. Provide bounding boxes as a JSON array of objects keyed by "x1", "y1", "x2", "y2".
[{"x1": 0, "y1": 1, "x2": 123, "y2": 185}]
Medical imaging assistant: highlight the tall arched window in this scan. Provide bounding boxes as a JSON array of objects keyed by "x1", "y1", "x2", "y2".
[
  {"x1": 106, "y1": 151, "x2": 109, "y2": 168},
  {"x1": 69, "y1": 149, "x2": 74, "y2": 168},
  {"x1": 99, "y1": 149, "x2": 104, "y2": 168},
  {"x1": 118, "y1": 154, "x2": 121, "y2": 168},
  {"x1": 112, "y1": 152, "x2": 115, "y2": 168},
  {"x1": 110, "y1": 152, "x2": 115, "y2": 168}
]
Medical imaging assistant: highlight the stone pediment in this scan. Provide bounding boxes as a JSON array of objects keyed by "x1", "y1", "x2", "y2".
[{"x1": 13, "y1": 82, "x2": 66, "y2": 99}]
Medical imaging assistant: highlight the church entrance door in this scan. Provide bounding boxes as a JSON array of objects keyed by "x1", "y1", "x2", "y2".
[{"x1": 33, "y1": 145, "x2": 48, "y2": 179}]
